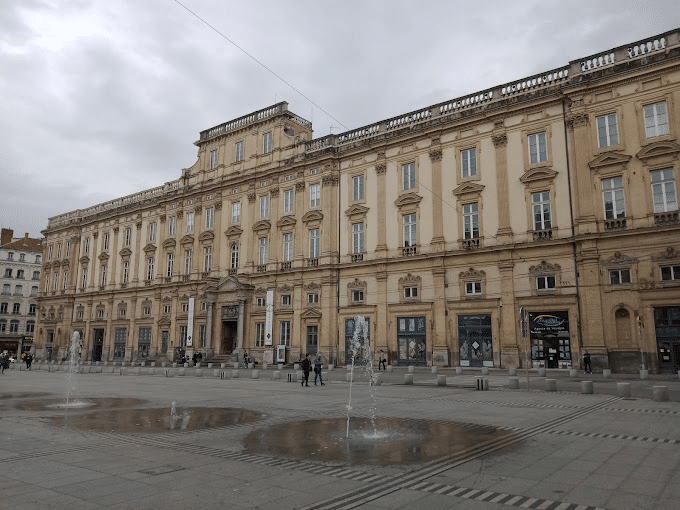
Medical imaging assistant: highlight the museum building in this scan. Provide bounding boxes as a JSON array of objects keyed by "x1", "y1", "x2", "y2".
[{"x1": 36, "y1": 29, "x2": 680, "y2": 373}]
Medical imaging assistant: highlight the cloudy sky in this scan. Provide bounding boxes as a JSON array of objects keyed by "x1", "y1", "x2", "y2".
[{"x1": 1, "y1": 0, "x2": 678, "y2": 239}]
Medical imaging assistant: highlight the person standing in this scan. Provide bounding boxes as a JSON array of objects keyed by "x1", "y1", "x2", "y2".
[
  {"x1": 378, "y1": 350, "x2": 387, "y2": 371},
  {"x1": 301, "y1": 353, "x2": 312, "y2": 387},
  {"x1": 583, "y1": 351, "x2": 592, "y2": 374},
  {"x1": 25, "y1": 353, "x2": 33, "y2": 370},
  {"x1": 313, "y1": 354, "x2": 325, "y2": 386}
]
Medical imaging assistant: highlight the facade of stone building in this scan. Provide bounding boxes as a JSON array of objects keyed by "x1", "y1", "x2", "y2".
[
  {"x1": 0, "y1": 228, "x2": 42, "y2": 355},
  {"x1": 36, "y1": 29, "x2": 680, "y2": 372}
]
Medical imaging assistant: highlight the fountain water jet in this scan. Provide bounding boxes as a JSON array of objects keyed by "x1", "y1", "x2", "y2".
[{"x1": 346, "y1": 315, "x2": 376, "y2": 438}]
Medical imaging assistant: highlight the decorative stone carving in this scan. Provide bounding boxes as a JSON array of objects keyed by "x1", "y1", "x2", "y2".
[
  {"x1": 247, "y1": 192, "x2": 256, "y2": 202},
  {"x1": 459, "y1": 267, "x2": 486, "y2": 278},
  {"x1": 278, "y1": 284, "x2": 294, "y2": 292},
  {"x1": 304, "y1": 282, "x2": 321, "y2": 290},
  {"x1": 566, "y1": 113, "x2": 589, "y2": 128},
  {"x1": 113, "y1": 227, "x2": 119, "y2": 234},
  {"x1": 177, "y1": 211, "x2": 183, "y2": 219},
  {"x1": 136, "y1": 222, "x2": 142, "y2": 230},
  {"x1": 214, "y1": 201, "x2": 223, "y2": 210},
  {"x1": 375, "y1": 163, "x2": 387, "y2": 175},
  {"x1": 322, "y1": 174, "x2": 339, "y2": 186},
  {"x1": 159, "y1": 214, "x2": 166, "y2": 223},
  {"x1": 347, "y1": 278, "x2": 367, "y2": 288},
  {"x1": 492, "y1": 134, "x2": 508, "y2": 148},
  {"x1": 194, "y1": 205, "x2": 202, "y2": 213},
  {"x1": 254, "y1": 287, "x2": 267, "y2": 295},
  {"x1": 529, "y1": 260, "x2": 561, "y2": 275},
  {"x1": 270, "y1": 187, "x2": 280, "y2": 197},
  {"x1": 652, "y1": 247, "x2": 680, "y2": 261},
  {"x1": 429, "y1": 148, "x2": 443, "y2": 161},
  {"x1": 295, "y1": 181, "x2": 306, "y2": 191},
  {"x1": 398, "y1": 273, "x2": 422, "y2": 284},
  {"x1": 601, "y1": 252, "x2": 637, "y2": 266}
]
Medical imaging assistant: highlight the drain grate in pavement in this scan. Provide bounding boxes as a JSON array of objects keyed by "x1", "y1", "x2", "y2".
[{"x1": 139, "y1": 465, "x2": 185, "y2": 476}]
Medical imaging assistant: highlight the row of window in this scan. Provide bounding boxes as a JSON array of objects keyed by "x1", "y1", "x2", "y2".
[
  {"x1": 209, "y1": 132, "x2": 273, "y2": 170},
  {"x1": 3, "y1": 269, "x2": 40, "y2": 279},
  {"x1": 0, "y1": 319, "x2": 35, "y2": 333},
  {"x1": 0, "y1": 302, "x2": 36, "y2": 315},
  {"x1": 4, "y1": 252, "x2": 40, "y2": 263},
  {"x1": 1, "y1": 284, "x2": 38, "y2": 296}
]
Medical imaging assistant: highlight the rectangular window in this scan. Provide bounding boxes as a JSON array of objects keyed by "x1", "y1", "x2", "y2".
[
  {"x1": 84, "y1": 237, "x2": 90, "y2": 254},
  {"x1": 283, "y1": 233, "x2": 293, "y2": 262},
  {"x1": 308, "y1": 293, "x2": 319, "y2": 304},
  {"x1": 404, "y1": 286, "x2": 418, "y2": 298},
  {"x1": 17, "y1": 269, "x2": 24, "y2": 279},
  {"x1": 2, "y1": 283, "x2": 9, "y2": 294},
  {"x1": 537, "y1": 275, "x2": 556, "y2": 290},
  {"x1": 465, "y1": 282, "x2": 482, "y2": 295},
  {"x1": 44, "y1": 275, "x2": 49, "y2": 292},
  {"x1": 32, "y1": 271, "x2": 39, "y2": 280},
  {"x1": 48, "y1": 245, "x2": 53, "y2": 260},
  {"x1": 164, "y1": 304, "x2": 171, "y2": 314},
  {"x1": 30, "y1": 286, "x2": 37, "y2": 297},
  {"x1": 205, "y1": 207, "x2": 214, "y2": 229},
  {"x1": 81, "y1": 268, "x2": 87, "y2": 289},
  {"x1": 123, "y1": 261, "x2": 129, "y2": 284},
  {"x1": 263, "y1": 132, "x2": 272, "y2": 154},
  {"x1": 125, "y1": 228, "x2": 131, "y2": 246},
  {"x1": 101, "y1": 265, "x2": 107, "y2": 286},
  {"x1": 62, "y1": 271, "x2": 68, "y2": 290},
  {"x1": 210, "y1": 149, "x2": 217, "y2": 169},
  {"x1": 169, "y1": 216, "x2": 176, "y2": 236},
  {"x1": 235, "y1": 141, "x2": 244, "y2": 162},
  {"x1": 259, "y1": 238, "x2": 268, "y2": 265},
  {"x1": 56, "y1": 243, "x2": 62, "y2": 259},
  {"x1": 14, "y1": 285, "x2": 22, "y2": 296},
  {"x1": 281, "y1": 295, "x2": 291, "y2": 306},
  {"x1": 119, "y1": 308, "x2": 126, "y2": 318},
  {"x1": 167, "y1": 253, "x2": 174, "y2": 277},
  {"x1": 103, "y1": 233, "x2": 109, "y2": 251},
  {"x1": 65, "y1": 241, "x2": 70, "y2": 257},
  {"x1": 463, "y1": 203, "x2": 479, "y2": 239},
  {"x1": 532, "y1": 191, "x2": 552, "y2": 230},
  {"x1": 53, "y1": 272, "x2": 58, "y2": 290},
  {"x1": 309, "y1": 229, "x2": 320, "y2": 259},
  {"x1": 179, "y1": 325, "x2": 187, "y2": 347},
  {"x1": 147, "y1": 257, "x2": 154, "y2": 280},
  {"x1": 232, "y1": 202, "x2": 241, "y2": 223},
  {"x1": 255, "y1": 322, "x2": 265, "y2": 346},
  {"x1": 352, "y1": 223, "x2": 364, "y2": 254},
  {"x1": 461, "y1": 148, "x2": 477, "y2": 178},
  {"x1": 352, "y1": 290, "x2": 364, "y2": 302},
  {"x1": 26, "y1": 321, "x2": 35, "y2": 333},
  {"x1": 352, "y1": 175, "x2": 365, "y2": 201},
  {"x1": 9, "y1": 321, "x2": 18, "y2": 333},
  {"x1": 230, "y1": 244, "x2": 239, "y2": 269},
  {"x1": 203, "y1": 246, "x2": 212, "y2": 272},
  {"x1": 403, "y1": 213, "x2": 417, "y2": 247},
  {"x1": 402, "y1": 162, "x2": 416, "y2": 190},
  {"x1": 199, "y1": 324, "x2": 206, "y2": 348},
  {"x1": 609, "y1": 269, "x2": 631, "y2": 285},
  {"x1": 181, "y1": 303, "x2": 189, "y2": 312},
  {"x1": 0, "y1": 303, "x2": 6, "y2": 314},
  {"x1": 597, "y1": 113, "x2": 619, "y2": 147},
  {"x1": 260, "y1": 195, "x2": 269, "y2": 217},
  {"x1": 143, "y1": 306, "x2": 151, "y2": 315},
  {"x1": 651, "y1": 168, "x2": 677, "y2": 213},
  {"x1": 13, "y1": 303, "x2": 20, "y2": 314},
  {"x1": 186, "y1": 212, "x2": 194, "y2": 232},
  {"x1": 184, "y1": 249, "x2": 192, "y2": 275},
  {"x1": 528, "y1": 131, "x2": 548, "y2": 164},
  {"x1": 310, "y1": 184, "x2": 321, "y2": 208},
  {"x1": 602, "y1": 177, "x2": 626, "y2": 219},
  {"x1": 280, "y1": 321, "x2": 291, "y2": 346},
  {"x1": 256, "y1": 297, "x2": 265, "y2": 307},
  {"x1": 283, "y1": 189, "x2": 294, "y2": 213},
  {"x1": 644, "y1": 101, "x2": 669, "y2": 138},
  {"x1": 661, "y1": 265, "x2": 680, "y2": 281},
  {"x1": 149, "y1": 222, "x2": 156, "y2": 242}
]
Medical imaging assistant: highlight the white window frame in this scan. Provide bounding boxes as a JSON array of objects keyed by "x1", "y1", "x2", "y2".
[
  {"x1": 307, "y1": 293, "x2": 319, "y2": 304},
  {"x1": 100, "y1": 265, "x2": 107, "y2": 286},
  {"x1": 536, "y1": 275, "x2": 556, "y2": 290},
  {"x1": 263, "y1": 132, "x2": 272, "y2": 154},
  {"x1": 123, "y1": 261, "x2": 129, "y2": 283},
  {"x1": 461, "y1": 148, "x2": 477, "y2": 178},
  {"x1": 309, "y1": 229, "x2": 320, "y2": 259},
  {"x1": 352, "y1": 223, "x2": 364, "y2": 254},
  {"x1": 465, "y1": 281, "x2": 482, "y2": 295},
  {"x1": 53, "y1": 272, "x2": 58, "y2": 290},
  {"x1": 281, "y1": 295, "x2": 291, "y2": 306},
  {"x1": 403, "y1": 213, "x2": 417, "y2": 247},
  {"x1": 125, "y1": 228, "x2": 131, "y2": 246},
  {"x1": 352, "y1": 290, "x2": 364, "y2": 302},
  {"x1": 602, "y1": 177, "x2": 626, "y2": 219},
  {"x1": 84, "y1": 237, "x2": 90, "y2": 254},
  {"x1": 597, "y1": 113, "x2": 619, "y2": 148},
  {"x1": 230, "y1": 244, "x2": 239, "y2": 269},
  {"x1": 260, "y1": 195, "x2": 269, "y2": 218},
  {"x1": 203, "y1": 246, "x2": 212, "y2": 272},
  {"x1": 103, "y1": 233, "x2": 109, "y2": 251},
  {"x1": 644, "y1": 101, "x2": 669, "y2": 138},
  {"x1": 235, "y1": 141, "x2": 244, "y2": 162},
  {"x1": 280, "y1": 321, "x2": 291, "y2": 346},
  {"x1": 255, "y1": 322, "x2": 265, "y2": 346},
  {"x1": 81, "y1": 268, "x2": 87, "y2": 289},
  {"x1": 167, "y1": 253, "x2": 174, "y2": 277},
  {"x1": 310, "y1": 184, "x2": 321, "y2": 208},
  {"x1": 352, "y1": 174, "x2": 365, "y2": 201},
  {"x1": 169, "y1": 216, "x2": 176, "y2": 236},
  {"x1": 205, "y1": 207, "x2": 214, "y2": 229},
  {"x1": 283, "y1": 189, "x2": 294, "y2": 213},
  {"x1": 62, "y1": 271, "x2": 68, "y2": 290},
  {"x1": 259, "y1": 238, "x2": 268, "y2": 265},
  {"x1": 283, "y1": 233, "x2": 293, "y2": 262},
  {"x1": 65, "y1": 241, "x2": 70, "y2": 258},
  {"x1": 532, "y1": 191, "x2": 552, "y2": 230},
  {"x1": 232, "y1": 202, "x2": 241, "y2": 223},
  {"x1": 402, "y1": 162, "x2": 416, "y2": 190},
  {"x1": 186, "y1": 212, "x2": 194, "y2": 232},
  {"x1": 184, "y1": 249, "x2": 192, "y2": 275},
  {"x1": 56, "y1": 243, "x2": 62, "y2": 259},
  {"x1": 48, "y1": 245, "x2": 53, "y2": 260},
  {"x1": 661, "y1": 265, "x2": 680, "y2": 281},
  {"x1": 651, "y1": 168, "x2": 677, "y2": 213},
  {"x1": 210, "y1": 149, "x2": 218, "y2": 169},
  {"x1": 609, "y1": 269, "x2": 631, "y2": 285},
  {"x1": 463, "y1": 203, "x2": 479, "y2": 239},
  {"x1": 528, "y1": 131, "x2": 548, "y2": 164},
  {"x1": 164, "y1": 304, "x2": 171, "y2": 314},
  {"x1": 404, "y1": 286, "x2": 418, "y2": 298},
  {"x1": 147, "y1": 257, "x2": 154, "y2": 281},
  {"x1": 149, "y1": 222, "x2": 156, "y2": 242}
]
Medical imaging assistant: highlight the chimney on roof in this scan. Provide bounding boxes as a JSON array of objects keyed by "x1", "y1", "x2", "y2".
[
  {"x1": 1, "y1": 228, "x2": 13, "y2": 246},
  {"x1": 24, "y1": 233, "x2": 29, "y2": 239}
]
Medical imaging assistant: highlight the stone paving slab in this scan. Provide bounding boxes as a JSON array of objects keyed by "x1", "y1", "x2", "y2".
[{"x1": 1, "y1": 367, "x2": 679, "y2": 509}]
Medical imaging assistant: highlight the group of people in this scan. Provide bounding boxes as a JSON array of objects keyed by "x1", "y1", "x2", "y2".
[{"x1": 300, "y1": 353, "x2": 325, "y2": 387}]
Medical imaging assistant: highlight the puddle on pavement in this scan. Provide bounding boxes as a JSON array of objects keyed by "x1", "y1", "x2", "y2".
[
  {"x1": 48, "y1": 406, "x2": 261, "y2": 433},
  {"x1": 244, "y1": 417, "x2": 515, "y2": 466},
  {"x1": 6, "y1": 397, "x2": 148, "y2": 411}
]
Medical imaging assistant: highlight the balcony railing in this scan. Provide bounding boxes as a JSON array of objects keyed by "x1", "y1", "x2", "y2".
[
  {"x1": 533, "y1": 229, "x2": 553, "y2": 242},
  {"x1": 306, "y1": 258, "x2": 319, "y2": 267},
  {"x1": 229, "y1": 268, "x2": 237, "y2": 276},
  {"x1": 280, "y1": 261, "x2": 292, "y2": 271},
  {"x1": 463, "y1": 238, "x2": 480, "y2": 250},
  {"x1": 402, "y1": 246, "x2": 418, "y2": 257},
  {"x1": 257, "y1": 264, "x2": 267, "y2": 273},
  {"x1": 655, "y1": 212, "x2": 679, "y2": 225},
  {"x1": 604, "y1": 218, "x2": 627, "y2": 230},
  {"x1": 351, "y1": 253, "x2": 364, "y2": 262}
]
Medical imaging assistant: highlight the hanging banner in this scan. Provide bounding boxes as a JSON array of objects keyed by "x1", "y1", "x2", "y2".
[
  {"x1": 187, "y1": 297, "x2": 195, "y2": 347},
  {"x1": 265, "y1": 290, "x2": 274, "y2": 345}
]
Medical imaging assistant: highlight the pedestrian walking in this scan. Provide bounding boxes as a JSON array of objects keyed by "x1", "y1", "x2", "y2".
[
  {"x1": 583, "y1": 351, "x2": 592, "y2": 374},
  {"x1": 378, "y1": 350, "x2": 387, "y2": 370},
  {"x1": 313, "y1": 354, "x2": 325, "y2": 386},
  {"x1": 301, "y1": 353, "x2": 312, "y2": 387},
  {"x1": 0, "y1": 352, "x2": 9, "y2": 374},
  {"x1": 25, "y1": 353, "x2": 33, "y2": 370}
]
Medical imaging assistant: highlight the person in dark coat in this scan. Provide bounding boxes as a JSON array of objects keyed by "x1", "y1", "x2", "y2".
[
  {"x1": 378, "y1": 350, "x2": 387, "y2": 370},
  {"x1": 583, "y1": 351, "x2": 592, "y2": 374},
  {"x1": 313, "y1": 354, "x2": 325, "y2": 386},
  {"x1": 25, "y1": 353, "x2": 33, "y2": 370},
  {"x1": 301, "y1": 353, "x2": 312, "y2": 387}
]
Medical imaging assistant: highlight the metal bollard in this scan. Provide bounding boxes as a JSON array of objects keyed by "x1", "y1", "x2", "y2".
[
  {"x1": 476, "y1": 376, "x2": 488, "y2": 391},
  {"x1": 508, "y1": 377, "x2": 519, "y2": 389},
  {"x1": 287, "y1": 372, "x2": 297, "y2": 383},
  {"x1": 653, "y1": 386, "x2": 669, "y2": 402},
  {"x1": 545, "y1": 379, "x2": 557, "y2": 392},
  {"x1": 581, "y1": 381, "x2": 593, "y2": 394},
  {"x1": 436, "y1": 375, "x2": 446, "y2": 387},
  {"x1": 617, "y1": 382, "x2": 631, "y2": 398},
  {"x1": 404, "y1": 374, "x2": 414, "y2": 385}
]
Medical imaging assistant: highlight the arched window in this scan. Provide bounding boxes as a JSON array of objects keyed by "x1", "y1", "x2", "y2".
[{"x1": 230, "y1": 244, "x2": 239, "y2": 269}]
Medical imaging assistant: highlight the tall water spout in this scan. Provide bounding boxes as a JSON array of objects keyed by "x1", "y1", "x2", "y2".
[
  {"x1": 346, "y1": 315, "x2": 373, "y2": 438},
  {"x1": 65, "y1": 331, "x2": 81, "y2": 405}
]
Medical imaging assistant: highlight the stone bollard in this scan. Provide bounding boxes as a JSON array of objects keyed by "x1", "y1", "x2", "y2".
[
  {"x1": 195, "y1": 369, "x2": 202, "y2": 377},
  {"x1": 232, "y1": 370, "x2": 240, "y2": 378},
  {"x1": 538, "y1": 367, "x2": 546, "y2": 377},
  {"x1": 273, "y1": 371, "x2": 281, "y2": 380},
  {"x1": 151, "y1": 362, "x2": 156, "y2": 367},
  {"x1": 172, "y1": 363, "x2": 177, "y2": 368},
  {"x1": 213, "y1": 369, "x2": 220, "y2": 378},
  {"x1": 436, "y1": 375, "x2": 446, "y2": 387},
  {"x1": 294, "y1": 363, "x2": 300, "y2": 371},
  {"x1": 408, "y1": 366, "x2": 415, "y2": 374},
  {"x1": 581, "y1": 381, "x2": 593, "y2": 394},
  {"x1": 404, "y1": 374, "x2": 414, "y2": 385},
  {"x1": 262, "y1": 363, "x2": 267, "y2": 370},
  {"x1": 640, "y1": 369, "x2": 649, "y2": 380},
  {"x1": 221, "y1": 363, "x2": 226, "y2": 369},
  {"x1": 653, "y1": 386, "x2": 669, "y2": 402},
  {"x1": 508, "y1": 368, "x2": 517, "y2": 376},
  {"x1": 475, "y1": 376, "x2": 489, "y2": 391},
  {"x1": 184, "y1": 363, "x2": 189, "y2": 368},
  {"x1": 431, "y1": 366, "x2": 438, "y2": 374},
  {"x1": 386, "y1": 365, "x2": 393, "y2": 372},
  {"x1": 346, "y1": 372, "x2": 353, "y2": 382},
  {"x1": 252, "y1": 370, "x2": 259, "y2": 379},
  {"x1": 248, "y1": 363, "x2": 255, "y2": 369},
  {"x1": 178, "y1": 368, "x2": 185, "y2": 376},
  {"x1": 545, "y1": 379, "x2": 557, "y2": 392},
  {"x1": 140, "y1": 362, "x2": 145, "y2": 367},
  {"x1": 508, "y1": 377, "x2": 520, "y2": 389},
  {"x1": 327, "y1": 365, "x2": 334, "y2": 371},
  {"x1": 455, "y1": 366, "x2": 463, "y2": 375},
  {"x1": 195, "y1": 363, "x2": 200, "y2": 368},
  {"x1": 602, "y1": 369, "x2": 611, "y2": 378},
  {"x1": 278, "y1": 363, "x2": 283, "y2": 370},
  {"x1": 617, "y1": 382, "x2": 632, "y2": 398},
  {"x1": 482, "y1": 367, "x2": 489, "y2": 375},
  {"x1": 233, "y1": 362, "x2": 239, "y2": 369},
  {"x1": 208, "y1": 363, "x2": 213, "y2": 368},
  {"x1": 569, "y1": 369, "x2": 578, "y2": 377}
]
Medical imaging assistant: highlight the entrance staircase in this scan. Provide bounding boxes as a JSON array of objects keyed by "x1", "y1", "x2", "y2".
[{"x1": 205, "y1": 354, "x2": 236, "y2": 366}]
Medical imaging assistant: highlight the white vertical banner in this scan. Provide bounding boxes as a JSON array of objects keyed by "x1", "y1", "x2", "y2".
[
  {"x1": 187, "y1": 297, "x2": 195, "y2": 347},
  {"x1": 265, "y1": 290, "x2": 274, "y2": 346}
]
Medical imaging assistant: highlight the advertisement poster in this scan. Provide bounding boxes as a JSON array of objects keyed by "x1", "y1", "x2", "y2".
[
  {"x1": 265, "y1": 290, "x2": 274, "y2": 346},
  {"x1": 187, "y1": 297, "x2": 195, "y2": 347},
  {"x1": 276, "y1": 344, "x2": 286, "y2": 363}
]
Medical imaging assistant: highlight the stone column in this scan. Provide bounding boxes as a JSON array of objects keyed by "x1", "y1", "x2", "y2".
[
  {"x1": 110, "y1": 227, "x2": 119, "y2": 287},
  {"x1": 132, "y1": 221, "x2": 142, "y2": 282},
  {"x1": 492, "y1": 132, "x2": 513, "y2": 243},
  {"x1": 321, "y1": 172, "x2": 339, "y2": 260},
  {"x1": 213, "y1": 201, "x2": 222, "y2": 271},
  {"x1": 498, "y1": 253, "x2": 519, "y2": 368},
  {"x1": 236, "y1": 300, "x2": 245, "y2": 352},
  {"x1": 577, "y1": 241, "x2": 607, "y2": 369},
  {"x1": 375, "y1": 162, "x2": 387, "y2": 254},
  {"x1": 429, "y1": 147, "x2": 445, "y2": 251},
  {"x1": 205, "y1": 301, "x2": 213, "y2": 352},
  {"x1": 375, "y1": 267, "x2": 388, "y2": 360},
  {"x1": 432, "y1": 261, "x2": 448, "y2": 366},
  {"x1": 566, "y1": 109, "x2": 597, "y2": 234}
]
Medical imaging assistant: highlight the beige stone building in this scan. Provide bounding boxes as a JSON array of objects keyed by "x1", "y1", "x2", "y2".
[{"x1": 37, "y1": 29, "x2": 680, "y2": 373}]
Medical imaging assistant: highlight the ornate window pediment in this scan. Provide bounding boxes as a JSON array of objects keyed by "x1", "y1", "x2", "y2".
[
  {"x1": 347, "y1": 278, "x2": 367, "y2": 288},
  {"x1": 398, "y1": 273, "x2": 422, "y2": 285},
  {"x1": 162, "y1": 238, "x2": 176, "y2": 249},
  {"x1": 224, "y1": 226, "x2": 243, "y2": 238},
  {"x1": 519, "y1": 166, "x2": 558, "y2": 185},
  {"x1": 652, "y1": 247, "x2": 680, "y2": 261},
  {"x1": 637, "y1": 141, "x2": 680, "y2": 161},
  {"x1": 452, "y1": 182, "x2": 485, "y2": 198},
  {"x1": 278, "y1": 284, "x2": 294, "y2": 293},
  {"x1": 304, "y1": 282, "x2": 321, "y2": 291},
  {"x1": 254, "y1": 287, "x2": 268, "y2": 295},
  {"x1": 141, "y1": 298, "x2": 152, "y2": 307},
  {"x1": 198, "y1": 230, "x2": 215, "y2": 242},
  {"x1": 61, "y1": 259, "x2": 70, "y2": 267},
  {"x1": 252, "y1": 220, "x2": 271, "y2": 233},
  {"x1": 157, "y1": 316, "x2": 172, "y2": 326},
  {"x1": 302, "y1": 210, "x2": 324, "y2": 223},
  {"x1": 79, "y1": 256, "x2": 90, "y2": 265},
  {"x1": 143, "y1": 243, "x2": 157, "y2": 254},
  {"x1": 179, "y1": 234, "x2": 195, "y2": 245},
  {"x1": 588, "y1": 151, "x2": 632, "y2": 170},
  {"x1": 394, "y1": 192, "x2": 423, "y2": 209},
  {"x1": 345, "y1": 204, "x2": 369, "y2": 220},
  {"x1": 300, "y1": 308, "x2": 322, "y2": 319},
  {"x1": 276, "y1": 216, "x2": 297, "y2": 228},
  {"x1": 458, "y1": 267, "x2": 486, "y2": 279},
  {"x1": 119, "y1": 247, "x2": 132, "y2": 257},
  {"x1": 529, "y1": 260, "x2": 561, "y2": 275},
  {"x1": 98, "y1": 252, "x2": 110, "y2": 261},
  {"x1": 210, "y1": 275, "x2": 254, "y2": 294},
  {"x1": 601, "y1": 252, "x2": 637, "y2": 267}
]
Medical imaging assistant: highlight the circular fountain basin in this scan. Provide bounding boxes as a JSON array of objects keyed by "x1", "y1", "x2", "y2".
[
  {"x1": 7, "y1": 397, "x2": 148, "y2": 411},
  {"x1": 244, "y1": 417, "x2": 515, "y2": 466},
  {"x1": 48, "y1": 406, "x2": 261, "y2": 433}
]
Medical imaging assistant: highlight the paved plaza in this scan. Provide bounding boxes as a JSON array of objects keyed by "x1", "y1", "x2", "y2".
[{"x1": 1, "y1": 364, "x2": 679, "y2": 510}]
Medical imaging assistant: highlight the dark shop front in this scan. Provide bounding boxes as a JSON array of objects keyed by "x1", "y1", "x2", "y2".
[{"x1": 529, "y1": 311, "x2": 572, "y2": 369}]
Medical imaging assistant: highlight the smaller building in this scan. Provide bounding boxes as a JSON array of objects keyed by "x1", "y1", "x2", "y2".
[{"x1": 0, "y1": 228, "x2": 42, "y2": 356}]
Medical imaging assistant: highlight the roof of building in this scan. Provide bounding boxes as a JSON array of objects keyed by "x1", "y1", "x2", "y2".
[{"x1": 0, "y1": 233, "x2": 43, "y2": 253}]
